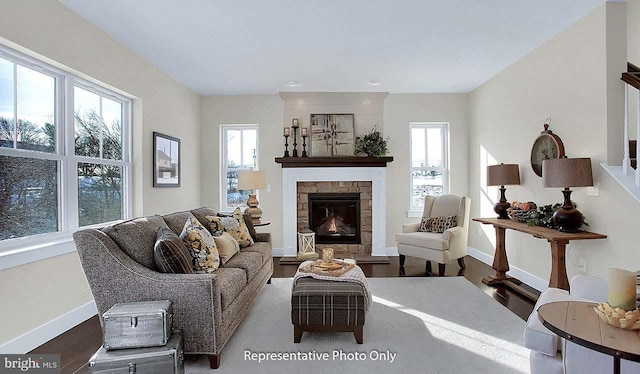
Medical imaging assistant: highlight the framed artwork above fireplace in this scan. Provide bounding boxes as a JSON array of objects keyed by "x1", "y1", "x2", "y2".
[{"x1": 310, "y1": 114, "x2": 355, "y2": 156}]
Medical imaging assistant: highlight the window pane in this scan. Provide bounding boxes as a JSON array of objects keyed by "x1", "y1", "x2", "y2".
[
  {"x1": 0, "y1": 57, "x2": 14, "y2": 149},
  {"x1": 242, "y1": 129, "x2": 257, "y2": 169},
  {"x1": 16, "y1": 65, "x2": 56, "y2": 153},
  {"x1": 412, "y1": 171, "x2": 444, "y2": 207},
  {"x1": 102, "y1": 97, "x2": 123, "y2": 160},
  {"x1": 74, "y1": 86, "x2": 101, "y2": 157},
  {"x1": 78, "y1": 162, "x2": 123, "y2": 226},
  {"x1": 411, "y1": 127, "x2": 425, "y2": 168},
  {"x1": 225, "y1": 171, "x2": 250, "y2": 207},
  {"x1": 226, "y1": 129, "x2": 241, "y2": 167},
  {"x1": 427, "y1": 127, "x2": 443, "y2": 167},
  {"x1": 0, "y1": 156, "x2": 58, "y2": 240}
]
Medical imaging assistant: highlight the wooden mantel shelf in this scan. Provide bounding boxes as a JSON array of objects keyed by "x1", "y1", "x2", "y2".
[{"x1": 275, "y1": 156, "x2": 393, "y2": 168}]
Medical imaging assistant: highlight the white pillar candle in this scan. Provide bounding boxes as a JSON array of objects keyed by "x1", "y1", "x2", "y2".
[{"x1": 608, "y1": 268, "x2": 637, "y2": 311}]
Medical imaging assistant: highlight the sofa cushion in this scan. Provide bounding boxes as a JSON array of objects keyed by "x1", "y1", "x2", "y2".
[
  {"x1": 180, "y1": 217, "x2": 220, "y2": 273},
  {"x1": 396, "y1": 232, "x2": 449, "y2": 251},
  {"x1": 154, "y1": 227, "x2": 194, "y2": 274},
  {"x1": 205, "y1": 208, "x2": 254, "y2": 248},
  {"x1": 191, "y1": 207, "x2": 218, "y2": 231},
  {"x1": 102, "y1": 215, "x2": 168, "y2": 270},
  {"x1": 214, "y1": 268, "x2": 247, "y2": 310},
  {"x1": 240, "y1": 241, "x2": 271, "y2": 265},
  {"x1": 220, "y1": 251, "x2": 263, "y2": 282},
  {"x1": 419, "y1": 215, "x2": 457, "y2": 233},
  {"x1": 524, "y1": 287, "x2": 590, "y2": 357},
  {"x1": 214, "y1": 232, "x2": 240, "y2": 264},
  {"x1": 162, "y1": 211, "x2": 197, "y2": 235}
]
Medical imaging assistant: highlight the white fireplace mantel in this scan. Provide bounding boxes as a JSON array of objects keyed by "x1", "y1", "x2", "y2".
[{"x1": 282, "y1": 167, "x2": 387, "y2": 257}]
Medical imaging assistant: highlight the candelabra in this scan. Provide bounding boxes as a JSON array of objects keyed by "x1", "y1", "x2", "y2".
[
  {"x1": 291, "y1": 127, "x2": 299, "y2": 157},
  {"x1": 301, "y1": 133, "x2": 308, "y2": 157},
  {"x1": 283, "y1": 134, "x2": 290, "y2": 157}
]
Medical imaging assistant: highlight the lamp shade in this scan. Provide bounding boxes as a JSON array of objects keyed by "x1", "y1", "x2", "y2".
[
  {"x1": 238, "y1": 170, "x2": 266, "y2": 190},
  {"x1": 542, "y1": 158, "x2": 593, "y2": 188},
  {"x1": 487, "y1": 164, "x2": 520, "y2": 186}
]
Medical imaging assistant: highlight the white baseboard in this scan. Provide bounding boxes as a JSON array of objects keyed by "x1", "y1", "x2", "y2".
[
  {"x1": 271, "y1": 247, "x2": 284, "y2": 257},
  {"x1": 0, "y1": 301, "x2": 98, "y2": 354},
  {"x1": 466, "y1": 246, "x2": 548, "y2": 292}
]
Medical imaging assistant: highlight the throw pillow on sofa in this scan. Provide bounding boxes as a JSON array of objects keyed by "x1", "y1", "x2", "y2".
[
  {"x1": 154, "y1": 227, "x2": 195, "y2": 274},
  {"x1": 419, "y1": 215, "x2": 457, "y2": 233},
  {"x1": 205, "y1": 208, "x2": 254, "y2": 248},
  {"x1": 180, "y1": 217, "x2": 220, "y2": 273},
  {"x1": 213, "y1": 232, "x2": 240, "y2": 264}
]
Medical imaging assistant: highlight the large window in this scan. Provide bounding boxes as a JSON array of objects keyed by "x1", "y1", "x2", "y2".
[
  {"x1": 0, "y1": 46, "x2": 131, "y2": 246},
  {"x1": 410, "y1": 123, "x2": 449, "y2": 212},
  {"x1": 221, "y1": 125, "x2": 258, "y2": 210}
]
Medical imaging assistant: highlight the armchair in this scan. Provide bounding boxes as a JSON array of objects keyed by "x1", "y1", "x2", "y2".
[
  {"x1": 396, "y1": 194, "x2": 471, "y2": 276},
  {"x1": 525, "y1": 275, "x2": 640, "y2": 374}
]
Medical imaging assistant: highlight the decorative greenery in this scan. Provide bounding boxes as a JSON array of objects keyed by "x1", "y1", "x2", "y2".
[
  {"x1": 354, "y1": 127, "x2": 389, "y2": 157},
  {"x1": 526, "y1": 203, "x2": 588, "y2": 230}
]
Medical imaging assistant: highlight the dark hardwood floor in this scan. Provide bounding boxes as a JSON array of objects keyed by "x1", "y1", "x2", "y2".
[{"x1": 30, "y1": 255, "x2": 538, "y2": 373}]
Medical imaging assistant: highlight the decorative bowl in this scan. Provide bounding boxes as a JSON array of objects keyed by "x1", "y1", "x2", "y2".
[
  {"x1": 593, "y1": 302, "x2": 640, "y2": 330},
  {"x1": 507, "y1": 208, "x2": 536, "y2": 222}
]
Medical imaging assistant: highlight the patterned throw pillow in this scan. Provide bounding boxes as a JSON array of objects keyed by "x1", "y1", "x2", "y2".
[
  {"x1": 180, "y1": 217, "x2": 220, "y2": 273},
  {"x1": 419, "y1": 215, "x2": 458, "y2": 233},
  {"x1": 205, "y1": 208, "x2": 255, "y2": 248},
  {"x1": 213, "y1": 232, "x2": 240, "y2": 264},
  {"x1": 154, "y1": 227, "x2": 195, "y2": 274}
]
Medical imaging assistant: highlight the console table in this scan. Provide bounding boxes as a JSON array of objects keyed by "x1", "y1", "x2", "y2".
[
  {"x1": 538, "y1": 301, "x2": 640, "y2": 374},
  {"x1": 473, "y1": 218, "x2": 606, "y2": 300}
]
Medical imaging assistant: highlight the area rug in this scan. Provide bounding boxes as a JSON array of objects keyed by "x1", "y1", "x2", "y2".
[{"x1": 185, "y1": 277, "x2": 530, "y2": 373}]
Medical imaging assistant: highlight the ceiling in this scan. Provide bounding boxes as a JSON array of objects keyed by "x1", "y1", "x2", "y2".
[{"x1": 59, "y1": 0, "x2": 607, "y2": 96}]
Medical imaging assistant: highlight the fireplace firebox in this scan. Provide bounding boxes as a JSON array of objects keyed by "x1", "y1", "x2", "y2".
[{"x1": 308, "y1": 193, "x2": 361, "y2": 244}]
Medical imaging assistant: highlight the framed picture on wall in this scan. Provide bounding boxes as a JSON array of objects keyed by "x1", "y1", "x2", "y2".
[
  {"x1": 153, "y1": 132, "x2": 180, "y2": 187},
  {"x1": 310, "y1": 114, "x2": 355, "y2": 156}
]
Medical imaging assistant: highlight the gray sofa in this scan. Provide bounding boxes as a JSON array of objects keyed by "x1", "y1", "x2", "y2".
[{"x1": 73, "y1": 207, "x2": 273, "y2": 369}]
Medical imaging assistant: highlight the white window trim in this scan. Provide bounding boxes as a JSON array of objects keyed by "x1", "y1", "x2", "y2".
[
  {"x1": 407, "y1": 122, "x2": 450, "y2": 217},
  {"x1": 220, "y1": 124, "x2": 260, "y2": 212},
  {"x1": 0, "y1": 45, "x2": 132, "y2": 269}
]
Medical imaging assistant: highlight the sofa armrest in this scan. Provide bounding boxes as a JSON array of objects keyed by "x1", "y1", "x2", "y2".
[
  {"x1": 570, "y1": 275, "x2": 608, "y2": 302},
  {"x1": 73, "y1": 229, "x2": 222, "y2": 353},
  {"x1": 402, "y1": 223, "x2": 420, "y2": 233},
  {"x1": 255, "y1": 232, "x2": 271, "y2": 244}
]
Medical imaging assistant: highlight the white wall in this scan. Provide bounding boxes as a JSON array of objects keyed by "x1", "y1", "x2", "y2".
[
  {"x1": 469, "y1": 2, "x2": 636, "y2": 284},
  {"x1": 629, "y1": 0, "x2": 640, "y2": 67},
  {"x1": 0, "y1": 0, "x2": 200, "y2": 347},
  {"x1": 201, "y1": 93, "x2": 469, "y2": 249},
  {"x1": 200, "y1": 95, "x2": 284, "y2": 247},
  {"x1": 383, "y1": 94, "x2": 470, "y2": 246}
]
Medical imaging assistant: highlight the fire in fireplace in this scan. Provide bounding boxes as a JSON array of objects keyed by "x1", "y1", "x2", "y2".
[{"x1": 308, "y1": 193, "x2": 361, "y2": 244}]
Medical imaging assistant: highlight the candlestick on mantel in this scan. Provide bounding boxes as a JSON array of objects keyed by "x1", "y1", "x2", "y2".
[
  {"x1": 301, "y1": 127, "x2": 308, "y2": 136},
  {"x1": 608, "y1": 268, "x2": 637, "y2": 311},
  {"x1": 284, "y1": 127, "x2": 290, "y2": 136},
  {"x1": 292, "y1": 118, "x2": 299, "y2": 128},
  {"x1": 292, "y1": 125, "x2": 299, "y2": 157}
]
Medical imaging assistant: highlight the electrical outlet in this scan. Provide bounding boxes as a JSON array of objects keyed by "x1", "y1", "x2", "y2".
[{"x1": 578, "y1": 258, "x2": 586, "y2": 272}]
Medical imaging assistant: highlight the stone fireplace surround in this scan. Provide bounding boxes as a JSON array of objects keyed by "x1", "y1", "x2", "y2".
[
  {"x1": 298, "y1": 182, "x2": 371, "y2": 254},
  {"x1": 282, "y1": 167, "x2": 387, "y2": 257}
]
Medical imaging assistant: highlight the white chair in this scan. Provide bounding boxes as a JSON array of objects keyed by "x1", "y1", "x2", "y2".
[
  {"x1": 525, "y1": 275, "x2": 640, "y2": 374},
  {"x1": 396, "y1": 194, "x2": 470, "y2": 276}
]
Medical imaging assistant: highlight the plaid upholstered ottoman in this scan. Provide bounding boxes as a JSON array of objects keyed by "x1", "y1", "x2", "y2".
[{"x1": 291, "y1": 277, "x2": 367, "y2": 344}]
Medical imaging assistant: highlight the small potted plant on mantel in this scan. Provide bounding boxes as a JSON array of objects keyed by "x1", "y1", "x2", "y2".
[{"x1": 354, "y1": 127, "x2": 389, "y2": 157}]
